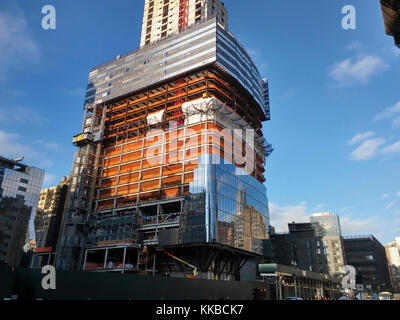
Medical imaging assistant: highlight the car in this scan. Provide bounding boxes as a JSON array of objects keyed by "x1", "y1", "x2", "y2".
[
  {"x1": 285, "y1": 297, "x2": 303, "y2": 300},
  {"x1": 338, "y1": 296, "x2": 351, "y2": 300}
]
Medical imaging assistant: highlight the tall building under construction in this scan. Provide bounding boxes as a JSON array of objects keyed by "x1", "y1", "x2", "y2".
[{"x1": 56, "y1": 0, "x2": 272, "y2": 281}]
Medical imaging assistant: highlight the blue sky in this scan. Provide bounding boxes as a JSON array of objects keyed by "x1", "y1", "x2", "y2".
[{"x1": 0, "y1": 0, "x2": 399, "y2": 244}]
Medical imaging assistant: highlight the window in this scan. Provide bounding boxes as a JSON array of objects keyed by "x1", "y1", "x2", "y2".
[{"x1": 18, "y1": 186, "x2": 27, "y2": 192}]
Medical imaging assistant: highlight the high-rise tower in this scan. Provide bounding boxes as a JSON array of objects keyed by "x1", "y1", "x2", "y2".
[
  {"x1": 57, "y1": 1, "x2": 272, "y2": 280},
  {"x1": 140, "y1": 0, "x2": 228, "y2": 47}
]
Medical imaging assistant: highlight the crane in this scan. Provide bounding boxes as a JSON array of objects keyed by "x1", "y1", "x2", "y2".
[{"x1": 163, "y1": 249, "x2": 198, "y2": 279}]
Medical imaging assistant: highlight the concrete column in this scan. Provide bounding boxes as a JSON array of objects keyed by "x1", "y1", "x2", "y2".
[
  {"x1": 123, "y1": 247, "x2": 127, "y2": 268},
  {"x1": 104, "y1": 248, "x2": 108, "y2": 269},
  {"x1": 83, "y1": 250, "x2": 88, "y2": 270}
]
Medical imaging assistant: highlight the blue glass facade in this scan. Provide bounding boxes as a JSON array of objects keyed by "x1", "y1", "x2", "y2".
[
  {"x1": 0, "y1": 157, "x2": 44, "y2": 266},
  {"x1": 180, "y1": 154, "x2": 269, "y2": 254},
  {"x1": 0, "y1": 162, "x2": 44, "y2": 240},
  {"x1": 310, "y1": 214, "x2": 342, "y2": 236},
  {"x1": 85, "y1": 18, "x2": 269, "y2": 121}
]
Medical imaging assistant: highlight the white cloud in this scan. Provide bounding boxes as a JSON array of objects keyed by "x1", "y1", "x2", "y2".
[
  {"x1": 0, "y1": 130, "x2": 53, "y2": 168},
  {"x1": 329, "y1": 55, "x2": 387, "y2": 87},
  {"x1": 347, "y1": 131, "x2": 375, "y2": 146},
  {"x1": 349, "y1": 138, "x2": 386, "y2": 161},
  {"x1": 0, "y1": 130, "x2": 33, "y2": 158},
  {"x1": 268, "y1": 202, "x2": 310, "y2": 233},
  {"x1": 380, "y1": 191, "x2": 400, "y2": 200},
  {"x1": 374, "y1": 101, "x2": 400, "y2": 121},
  {"x1": 380, "y1": 141, "x2": 400, "y2": 155},
  {"x1": 0, "y1": 6, "x2": 39, "y2": 77},
  {"x1": 340, "y1": 216, "x2": 380, "y2": 236},
  {"x1": 386, "y1": 201, "x2": 396, "y2": 210}
]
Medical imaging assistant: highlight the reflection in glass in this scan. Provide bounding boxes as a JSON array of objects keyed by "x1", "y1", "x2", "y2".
[{"x1": 179, "y1": 154, "x2": 269, "y2": 254}]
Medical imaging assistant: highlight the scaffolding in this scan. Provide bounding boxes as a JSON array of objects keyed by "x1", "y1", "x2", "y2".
[
  {"x1": 60, "y1": 64, "x2": 271, "y2": 271},
  {"x1": 57, "y1": 103, "x2": 107, "y2": 270},
  {"x1": 91, "y1": 67, "x2": 270, "y2": 233},
  {"x1": 179, "y1": 0, "x2": 190, "y2": 31}
]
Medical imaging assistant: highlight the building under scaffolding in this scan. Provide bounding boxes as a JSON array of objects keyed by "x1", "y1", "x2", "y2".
[
  {"x1": 56, "y1": 0, "x2": 273, "y2": 281},
  {"x1": 260, "y1": 264, "x2": 342, "y2": 300},
  {"x1": 380, "y1": 0, "x2": 400, "y2": 48}
]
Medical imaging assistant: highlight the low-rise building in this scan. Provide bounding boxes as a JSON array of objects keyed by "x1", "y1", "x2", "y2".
[
  {"x1": 385, "y1": 237, "x2": 400, "y2": 293},
  {"x1": 32, "y1": 176, "x2": 70, "y2": 267},
  {"x1": 343, "y1": 235, "x2": 392, "y2": 294},
  {"x1": 270, "y1": 222, "x2": 329, "y2": 275}
]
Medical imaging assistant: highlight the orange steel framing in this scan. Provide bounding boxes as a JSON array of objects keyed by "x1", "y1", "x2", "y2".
[{"x1": 92, "y1": 66, "x2": 267, "y2": 212}]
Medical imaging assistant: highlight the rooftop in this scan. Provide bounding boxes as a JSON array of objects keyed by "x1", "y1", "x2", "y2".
[{"x1": 0, "y1": 155, "x2": 28, "y2": 171}]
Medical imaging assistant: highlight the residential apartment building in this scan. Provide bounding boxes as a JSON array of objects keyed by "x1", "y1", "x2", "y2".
[
  {"x1": 35, "y1": 176, "x2": 69, "y2": 248},
  {"x1": 310, "y1": 212, "x2": 346, "y2": 276},
  {"x1": 385, "y1": 238, "x2": 400, "y2": 293},
  {"x1": 140, "y1": 0, "x2": 228, "y2": 46},
  {"x1": 32, "y1": 176, "x2": 70, "y2": 267}
]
